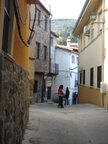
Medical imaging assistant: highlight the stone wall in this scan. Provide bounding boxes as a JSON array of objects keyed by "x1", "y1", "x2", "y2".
[
  {"x1": 0, "y1": 52, "x2": 29, "y2": 144},
  {"x1": 34, "y1": 4, "x2": 51, "y2": 74},
  {"x1": 29, "y1": 79, "x2": 34, "y2": 103}
]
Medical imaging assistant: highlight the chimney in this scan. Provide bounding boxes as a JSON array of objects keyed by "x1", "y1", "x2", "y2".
[{"x1": 67, "y1": 38, "x2": 71, "y2": 47}]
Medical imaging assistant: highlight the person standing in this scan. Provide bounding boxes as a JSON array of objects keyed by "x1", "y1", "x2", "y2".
[
  {"x1": 57, "y1": 85, "x2": 64, "y2": 108},
  {"x1": 73, "y1": 92, "x2": 78, "y2": 104},
  {"x1": 65, "y1": 87, "x2": 70, "y2": 105}
]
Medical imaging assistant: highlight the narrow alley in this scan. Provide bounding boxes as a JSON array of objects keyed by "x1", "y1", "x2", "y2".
[
  {"x1": 1, "y1": 0, "x2": 108, "y2": 143},
  {"x1": 22, "y1": 103, "x2": 108, "y2": 144}
]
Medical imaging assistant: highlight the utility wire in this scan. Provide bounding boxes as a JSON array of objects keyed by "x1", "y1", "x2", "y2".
[
  {"x1": 27, "y1": 4, "x2": 37, "y2": 45},
  {"x1": 13, "y1": 0, "x2": 37, "y2": 47},
  {"x1": 13, "y1": 0, "x2": 29, "y2": 47},
  {"x1": 16, "y1": 0, "x2": 28, "y2": 25}
]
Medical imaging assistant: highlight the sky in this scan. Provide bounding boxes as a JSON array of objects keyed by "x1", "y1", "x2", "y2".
[{"x1": 41, "y1": 0, "x2": 86, "y2": 20}]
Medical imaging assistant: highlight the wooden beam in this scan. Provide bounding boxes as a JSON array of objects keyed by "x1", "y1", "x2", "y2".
[{"x1": 27, "y1": 0, "x2": 37, "y2": 4}]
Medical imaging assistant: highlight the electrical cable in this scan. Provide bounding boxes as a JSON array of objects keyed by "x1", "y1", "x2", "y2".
[
  {"x1": 27, "y1": 4, "x2": 37, "y2": 45},
  {"x1": 16, "y1": 0, "x2": 28, "y2": 25},
  {"x1": 13, "y1": 0, "x2": 46, "y2": 47},
  {"x1": 13, "y1": 0, "x2": 29, "y2": 47}
]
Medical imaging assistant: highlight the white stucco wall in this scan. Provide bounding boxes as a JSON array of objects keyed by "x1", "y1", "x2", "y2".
[
  {"x1": 52, "y1": 47, "x2": 78, "y2": 104},
  {"x1": 55, "y1": 48, "x2": 70, "y2": 91},
  {"x1": 69, "y1": 52, "x2": 78, "y2": 101}
]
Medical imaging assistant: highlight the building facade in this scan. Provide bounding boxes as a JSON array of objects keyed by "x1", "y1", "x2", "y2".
[
  {"x1": 52, "y1": 42, "x2": 78, "y2": 104},
  {"x1": 73, "y1": 0, "x2": 108, "y2": 109},
  {"x1": 30, "y1": 0, "x2": 51, "y2": 102},
  {"x1": 46, "y1": 31, "x2": 59, "y2": 100}
]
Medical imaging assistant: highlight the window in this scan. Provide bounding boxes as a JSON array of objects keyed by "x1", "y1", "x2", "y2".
[
  {"x1": 36, "y1": 9, "x2": 41, "y2": 25},
  {"x1": 97, "y1": 66, "x2": 102, "y2": 88},
  {"x1": 36, "y1": 42, "x2": 40, "y2": 59},
  {"x1": 51, "y1": 37, "x2": 53, "y2": 46},
  {"x1": 80, "y1": 72, "x2": 82, "y2": 84},
  {"x1": 72, "y1": 55, "x2": 75, "y2": 63},
  {"x1": 2, "y1": 0, "x2": 11, "y2": 53},
  {"x1": 45, "y1": 15, "x2": 48, "y2": 31},
  {"x1": 44, "y1": 45, "x2": 47, "y2": 60},
  {"x1": 90, "y1": 68, "x2": 94, "y2": 86},
  {"x1": 83, "y1": 70, "x2": 85, "y2": 85}
]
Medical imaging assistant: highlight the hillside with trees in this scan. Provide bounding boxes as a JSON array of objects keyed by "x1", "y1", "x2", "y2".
[{"x1": 51, "y1": 19, "x2": 78, "y2": 45}]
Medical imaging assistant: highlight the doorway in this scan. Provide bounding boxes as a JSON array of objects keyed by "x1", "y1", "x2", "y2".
[{"x1": 47, "y1": 87, "x2": 51, "y2": 100}]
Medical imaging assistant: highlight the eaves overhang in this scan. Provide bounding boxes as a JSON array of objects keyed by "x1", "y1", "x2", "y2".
[
  {"x1": 37, "y1": 0, "x2": 51, "y2": 16},
  {"x1": 27, "y1": 0, "x2": 51, "y2": 16},
  {"x1": 73, "y1": 0, "x2": 101, "y2": 36},
  {"x1": 27, "y1": 0, "x2": 37, "y2": 4}
]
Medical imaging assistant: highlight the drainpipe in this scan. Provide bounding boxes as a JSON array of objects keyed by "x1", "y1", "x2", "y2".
[
  {"x1": 49, "y1": 16, "x2": 52, "y2": 74},
  {"x1": 101, "y1": 0, "x2": 105, "y2": 107},
  {"x1": 103, "y1": 0, "x2": 108, "y2": 109}
]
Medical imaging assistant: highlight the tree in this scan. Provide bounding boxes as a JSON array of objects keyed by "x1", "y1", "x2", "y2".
[{"x1": 57, "y1": 26, "x2": 78, "y2": 45}]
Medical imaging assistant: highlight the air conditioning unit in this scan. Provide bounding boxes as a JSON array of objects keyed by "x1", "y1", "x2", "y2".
[{"x1": 83, "y1": 26, "x2": 90, "y2": 37}]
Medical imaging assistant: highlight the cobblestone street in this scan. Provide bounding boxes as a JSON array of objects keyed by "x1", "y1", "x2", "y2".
[{"x1": 22, "y1": 103, "x2": 108, "y2": 144}]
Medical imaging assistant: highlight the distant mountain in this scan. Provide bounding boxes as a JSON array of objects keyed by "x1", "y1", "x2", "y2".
[
  {"x1": 51, "y1": 19, "x2": 78, "y2": 45},
  {"x1": 51, "y1": 19, "x2": 76, "y2": 33}
]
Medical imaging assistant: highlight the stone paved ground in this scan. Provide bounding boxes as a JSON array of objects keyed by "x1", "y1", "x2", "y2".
[{"x1": 22, "y1": 103, "x2": 108, "y2": 144}]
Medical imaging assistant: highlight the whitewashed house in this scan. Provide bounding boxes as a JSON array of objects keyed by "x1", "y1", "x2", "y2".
[{"x1": 52, "y1": 40, "x2": 78, "y2": 104}]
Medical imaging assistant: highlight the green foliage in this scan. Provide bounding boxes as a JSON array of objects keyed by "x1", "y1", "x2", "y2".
[
  {"x1": 57, "y1": 26, "x2": 78, "y2": 45},
  {"x1": 51, "y1": 19, "x2": 78, "y2": 45}
]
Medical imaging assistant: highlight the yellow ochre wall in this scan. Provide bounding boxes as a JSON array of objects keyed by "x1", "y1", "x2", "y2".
[
  {"x1": 78, "y1": 85, "x2": 101, "y2": 106},
  {"x1": 0, "y1": 0, "x2": 5, "y2": 50},
  {"x1": 79, "y1": 85, "x2": 108, "y2": 109},
  {"x1": 13, "y1": 0, "x2": 30, "y2": 70}
]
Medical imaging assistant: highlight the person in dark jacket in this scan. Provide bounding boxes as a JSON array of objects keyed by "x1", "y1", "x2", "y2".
[
  {"x1": 65, "y1": 87, "x2": 70, "y2": 105},
  {"x1": 57, "y1": 85, "x2": 64, "y2": 108},
  {"x1": 72, "y1": 92, "x2": 78, "y2": 104}
]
